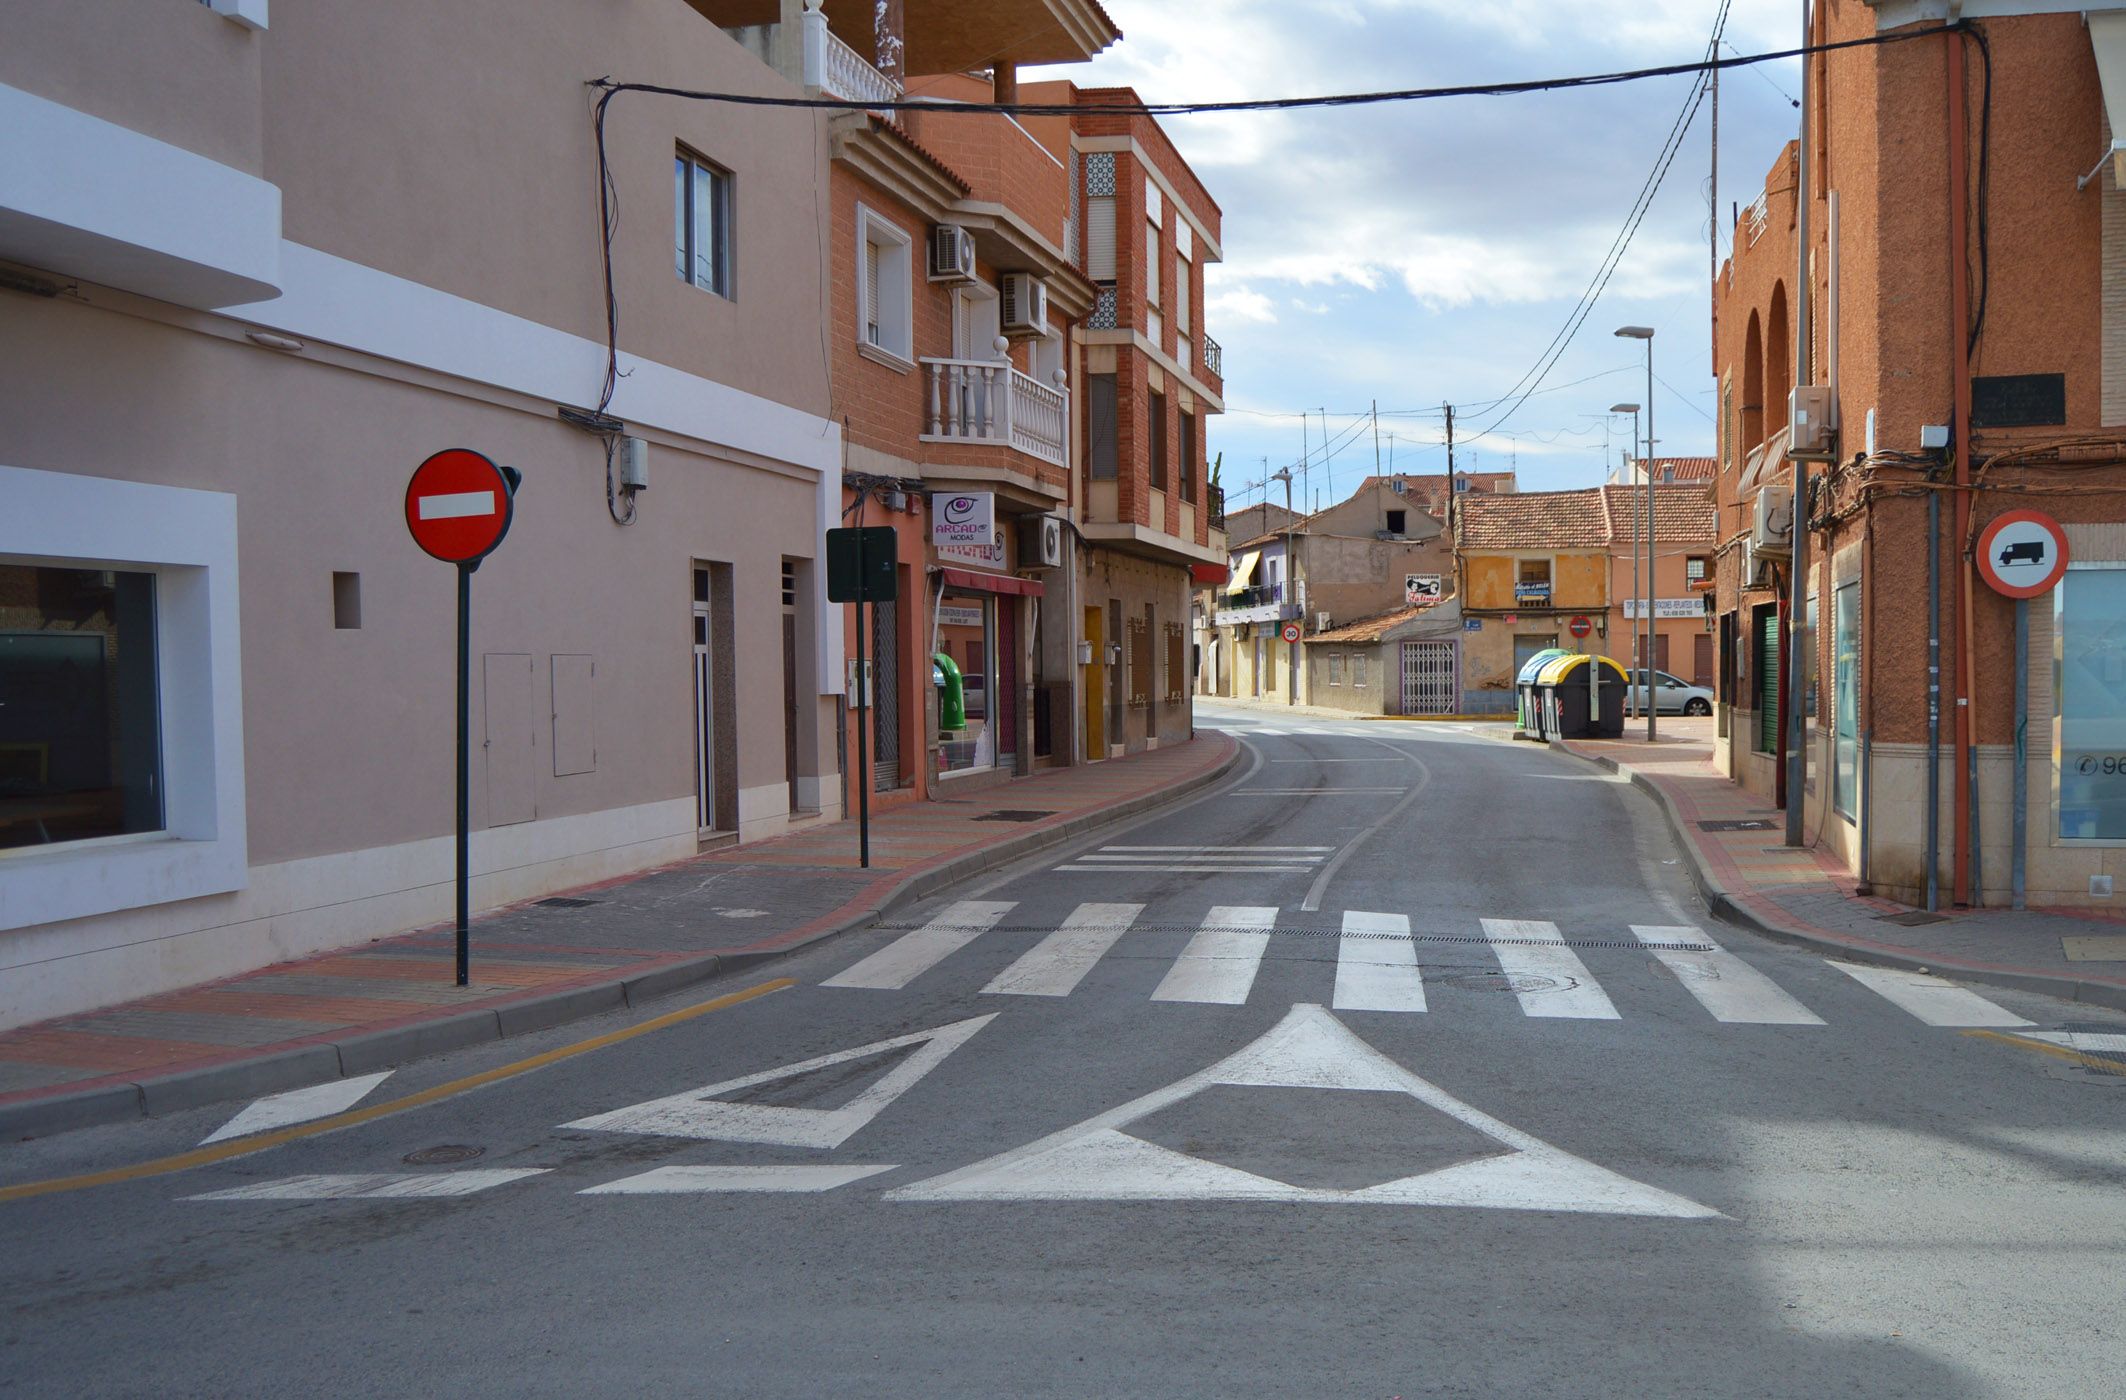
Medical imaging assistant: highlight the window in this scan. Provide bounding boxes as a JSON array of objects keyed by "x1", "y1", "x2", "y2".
[
  {"x1": 1686, "y1": 555, "x2": 1712, "y2": 588},
  {"x1": 2058, "y1": 565, "x2": 2126, "y2": 840},
  {"x1": 1328, "y1": 652, "x2": 1345, "y2": 686},
  {"x1": 675, "y1": 149, "x2": 734, "y2": 298},
  {"x1": 1088, "y1": 374, "x2": 1119, "y2": 481},
  {"x1": 938, "y1": 591, "x2": 996, "y2": 775},
  {"x1": 1149, "y1": 391, "x2": 1168, "y2": 491},
  {"x1": 855, "y1": 206, "x2": 912, "y2": 363},
  {"x1": 1516, "y1": 559, "x2": 1552, "y2": 603},
  {"x1": 1178, "y1": 410, "x2": 1196, "y2": 503},
  {"x1": 1832, "y1": 579, "x2": 1859, "y2": 820},
  {"x1": 1353, "y1": 653, "x2": 1368, "y2": 688},
  {"x1": 1146, "y1": 216, "x2": 1161, "y2": 307},
  {"x1": 1386, "y1": 510, "x2": 1407, "y2": 536},
  {"x1": 1454, "y1": 476, "x2": 1470, "y2": 493},
  {"x1": 1176, "y1": 247, "x2": 1190, "y2": 334}
]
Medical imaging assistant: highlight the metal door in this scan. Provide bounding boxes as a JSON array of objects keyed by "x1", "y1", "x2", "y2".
[
  {"x1": 872, "y1": 593, "x2": 899, "y2": 791},
  {"x1": 693, "y1": 567, "x2": 717, "y2": 830},
  {"x1": 1401, "y1": 640, "x2": 1457, "y2": 715}
]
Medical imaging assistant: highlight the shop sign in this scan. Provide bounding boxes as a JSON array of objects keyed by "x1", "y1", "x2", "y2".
[
  {"x1": 937, "y1": 604, "x2": 985, "y2": 629},
  {"x1": 932, "y1": 493, "x2": 995, "y2": 548},
  {"x1": 1404, "y1": 573, "x2": 1442, "y2": 606},
  {"x1": 1621, "y1": 598, "x2": 1703, "y2": 620}
]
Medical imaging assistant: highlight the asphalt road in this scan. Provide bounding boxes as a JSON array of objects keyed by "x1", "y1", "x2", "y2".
[{"x1": 7, "y1": 700, "x2": 2126, "y2": 1398}]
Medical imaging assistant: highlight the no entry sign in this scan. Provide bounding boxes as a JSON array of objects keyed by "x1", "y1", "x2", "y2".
[
  {"x1": 1976, "y1": 509, "x2": 2069, "y2": 599},
  {"x1": 1568, "y1": 615, "x2": 1592, "y2": 638},
  {"x1": 406, "y1": 449, "x2": 516, "y2": 565}
]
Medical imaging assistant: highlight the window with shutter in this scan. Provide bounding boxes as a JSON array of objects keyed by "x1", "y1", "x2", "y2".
[
  {"x1": 1146, "y1": 220, "x2": 1160, "y2": 306},
  {"x1": 854, "y1": 205, "x2": 912, "y2": 362},
  {"x1": 1176, "y1": 251, "x2": 1189, "y2": 333},
  {"x1": 1087, "y1": 197, "x2": 1117, "y2": 281},
  {"x1": 1149, "y1": 391, "x2": 1167, "y2": 491},
  {"x1": 1088, "y1": 374, "x2": 1119, "y2": 481},
  {"x1": 864, "y1": 241, "x2": 881, "y2": 345}
]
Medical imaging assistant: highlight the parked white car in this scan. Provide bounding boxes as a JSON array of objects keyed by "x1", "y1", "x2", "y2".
[{"x1": 1625, "y1": 669, "x2": 1714, "y2": 716}]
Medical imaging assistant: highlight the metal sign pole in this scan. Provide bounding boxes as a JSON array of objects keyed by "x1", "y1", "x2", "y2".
[
  {"x1": 855, "y1": 533, "x2": 871, "y2": 871},
  {"x1": 2012, "y1": 595, "x2": 2028, "y2": 909},
  {"x1": 455, "y1": 561, "x2": 473, "y2": 987}
]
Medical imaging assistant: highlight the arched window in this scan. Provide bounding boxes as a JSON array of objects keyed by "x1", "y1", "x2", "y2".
[
  {"x1": 1742, "y1": 310, "x2": 1765, "y2": 451},
  {"x1": 1766, "y1": 281, "x2": 1791, "y2": 443}
]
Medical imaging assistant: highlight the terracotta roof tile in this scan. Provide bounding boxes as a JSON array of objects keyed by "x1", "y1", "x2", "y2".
[
  {"x1": 866, "y1": 115, "x2": 972, "y2": 194},
  {"x1": 1307, "y1": 603, "x2": 1437, "y2": 644},
  {"x1": 1457, "y1": 485, "x2": 1716, "y2": 550},
  {"x1": 1634, "y1": 456, "x2": 1718, "y2": 482}
]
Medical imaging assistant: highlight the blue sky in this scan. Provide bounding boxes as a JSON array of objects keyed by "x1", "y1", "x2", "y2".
[{"x1": 1036, "y1": 1, "x2": 1810, "y2": 515}]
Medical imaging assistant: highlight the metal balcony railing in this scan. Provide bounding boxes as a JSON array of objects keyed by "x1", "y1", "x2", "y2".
[
  {"x1": 1203, "y1": 335, "x2": 1223, "y2": 378},
  {"x1": 1223, "y1": 582, "x2": 1283, "y2": 610},
  {"x1": 921, "y1": 358, "x2": 1069, "y2": 469},
  {"x1": 1206, "y1": 483, "x2": 1226, "y2": 529}
]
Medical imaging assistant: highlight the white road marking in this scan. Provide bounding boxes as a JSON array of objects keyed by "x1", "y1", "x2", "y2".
[
  {"x1": 188, "y1": 1169, "x2": 547, "y2": 1201},
  {"x1": 580, "y1": 1165, "x2": 896, "y2": 1195},
  {"x1": 983, "y1": 903, "x2": 1143, "y2": 997},
  {"x1": 1828, "y1": 961, "x2": 2034, "y2": 1027},
  {"x1": 821, "y1": 900, "x2": 1014, "y2": 989},
  {"x1": 1520, "y1": 773, "x2": 1631, "y2": 783},
  {"x1": 886, "y1": 1004, "x2": 1717, "y2": 1217},
  {"x1": 200, "y1": 1072, "x2": 394, "y2": 1145},
  {"x1": 1333, "y1": 911, "x2": 1426, "y2": 1013},
  {"x1": 1098, "y1": 846, "x2": 1335, "y2": 853},
  {"x1": 560, "y1": 1014, "x2": 994, "y2": 1148},
  {"x1": 414, "y1": 490, "x2": 496, "y2": 520},
  {"x1": 1059, "y1": 865, "x2": 1320, "y2": 874},
  {"x1": 1066, "y1": 853, "x2": 1321, "y2": 864},
  {"x1": 1631, "y1": 926, "x2": 1824, "y2": 1025},
  {"x1": 1150, "y1": 906, "x2": 1278, "y2": 1005},
  {"x1": 1230, "y1": 789, "x2": 1410, "y2": 796},
  {"x1": 1480, "y1": 918, "x2": 1621, "y2": 1020}
]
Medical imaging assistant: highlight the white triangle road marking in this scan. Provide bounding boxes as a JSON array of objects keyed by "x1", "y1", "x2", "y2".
[
  {"x1": 822, "y1": 900, "x2": 1015, "y2": 990},
  {"x1": 187, "y1": 1169, "x2": 548, "y2": 1201},
  {"x1": 886, "y1": 1004, "x2": 1718, "y2": 1217},
  {"x1": 200, "y1": 1072, "x2": 395, "y2": 1145},
  {"x1": 560, "y1": 1014, "x2": 994, "y2": 1148},
  {"x1": 1631, "y1": 926, "x2": 1823, "y2": 1025},
  {"x1": 581, "y1": 1165, "x2": 896, "y2": 1195},
  {"x1": 1149, "y1": 906, "x2": 1277, "y2": 1005},
  {"x1": 1828, "y1": 961, "x2": 2033, "y2": 1027}
]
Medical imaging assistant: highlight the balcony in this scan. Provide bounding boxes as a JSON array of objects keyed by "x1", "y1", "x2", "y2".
[
  {"x1": 921, "y1": 358, "x2": 1068, "y2": 469},
  {"x1": 803, "y1": 6, "x2": 902, "y2": 112},
  {"x1": 1211, "y1": 581, "x2": 1296, "y2": 628},
  {"x1": 1206, "y1": 483, "x2": 1226, "y2": 530},
  {"x1": 1203, "y1": 334, "x2": 1223, "y2": 379}
]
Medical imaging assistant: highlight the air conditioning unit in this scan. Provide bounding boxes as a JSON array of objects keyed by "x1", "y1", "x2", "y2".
[
  {"x1": 1741, "y1": 540, "x2": 1780, "y2": 589},
  {"x1": 1019, "y1": 514, "x2": 1064, "y2": 568},
  {"x1": 1000, "y1": 273, "x2": 1050, "y2": 337},
  {"x1": 1316, "y1": 612, "x2": 1332, "y2": 631},
  {"x1": 928, "y1": 225, "x2": 976, "y2": 284},
  {"x1": 1750, "y1": 485, "x2": 1793, "y2": 553},
  {"x1": 1790, "y1": 384, "x2": 1833, "y2": 455}
]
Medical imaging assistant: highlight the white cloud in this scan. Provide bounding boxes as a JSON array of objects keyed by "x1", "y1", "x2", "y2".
[{"x1": 1208, "y1": 285, "x2": 1280, "y2": 324}]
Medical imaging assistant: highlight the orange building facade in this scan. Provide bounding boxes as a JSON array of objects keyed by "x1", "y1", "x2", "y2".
[{"x1": 1713, "y1": 0, "x2": 2126, "y2": 908}]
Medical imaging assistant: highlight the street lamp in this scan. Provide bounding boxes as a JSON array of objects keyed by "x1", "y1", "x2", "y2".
[
  {"x1": 1270, "y1": 465, "x2": 1296, "y2": 706},
  {"x1": 1614, "y1": 326, "x2": 1656, "y2": 741},
  {"x1": 1610, "y1": 401, "x2": 1641, "y2": 720}
]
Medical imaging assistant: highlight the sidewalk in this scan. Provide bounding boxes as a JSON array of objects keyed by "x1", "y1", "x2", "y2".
[
  {"x1": 1552, "y1": 718, "x2": 2126, "y2": 1014},
  {"x1": 0, "y1": 734, "x2": 1239, "y2": 1139}
]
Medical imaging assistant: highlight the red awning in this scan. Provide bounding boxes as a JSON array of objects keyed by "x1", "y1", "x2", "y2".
[
  {"x1": 938, "y1": 567, "x2": 1045, "y2": 598},
  {"x1": 1190, "y1": 562, "x2": 1231, "y2": 585}
]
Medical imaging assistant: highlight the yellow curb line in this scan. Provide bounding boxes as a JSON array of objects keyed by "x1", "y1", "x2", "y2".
[
  {"x1": 1963, "y1": 1028, "x2": 2126, "y2": 1078},
  {"x1": 0, "y1": 977, "x2": 795, "y2": 1204}
]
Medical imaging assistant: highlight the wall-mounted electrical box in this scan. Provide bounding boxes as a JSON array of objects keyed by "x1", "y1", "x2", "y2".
[
  {"x1": 845, "y1": 657, "x2": 873, "y2": 708},
  {"x1": 1789, "y1": 385, "x2": 1832, "y2": 454},
  {"x1": 1921, "y1": 424, "x2": 1951, "y2": 451},
  {"x1": 618, "y1": 436, "x2": 650, "y2": 492}
]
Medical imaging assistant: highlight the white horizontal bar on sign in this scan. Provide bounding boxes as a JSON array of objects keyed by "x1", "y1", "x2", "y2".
[{"x1": 415, "y1": 490, "x2": 496, "y2": 520}]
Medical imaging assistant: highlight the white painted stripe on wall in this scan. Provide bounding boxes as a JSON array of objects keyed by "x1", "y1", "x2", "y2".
[
  {"x1": 581, "y1": 1165, "x2": 895, "y2": 1195},
  {"x1": 1151, "y1": 906, "x2": 1277, "y2": 1005},
  {"x1": 200, "y1": 1071, "x2": 393, "y2": 1144},
  {"x1": 414, "y1": 490, "x2": 495, "y2": 520},
  {"x1": 1334, "y1": 911, "x2": 1426, "y2": 1013},
  {"x1": 1828, "y1": 961, "x2": 2034, "y2": 1027},
  {"x1": 983, "y1": 903, "x2": 1142, "y2": 997},
  {"x1": 1630, "y1": 926, "x2": 1823, "y2": 1025},
  {"x1": 1481, "y1": 918, "x2": 1620, "y2": 1020},
  {"x1": 822, "y1": 901, "x2": 1015, "y2": 990}
]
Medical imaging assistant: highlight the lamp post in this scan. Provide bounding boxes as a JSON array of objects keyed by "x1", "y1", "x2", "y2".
[
  {"x1": 1610, "y1": 401, "x2": 1641, "y2": 720},
  {"x1": 1270, "y1": 465, "x2": 1296, "y2": 706},
  {"x1": 1615, "y1": 327, "x2": 1656, "y2": 740}
]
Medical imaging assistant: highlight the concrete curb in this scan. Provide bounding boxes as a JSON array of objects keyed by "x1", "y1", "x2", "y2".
[
  {"x1": 1547, "y1": 738, "x2": 2126, "y2": 1017},
  {"x1": 2, "y1": 739, "x2": 1243, "y2": 1141}
]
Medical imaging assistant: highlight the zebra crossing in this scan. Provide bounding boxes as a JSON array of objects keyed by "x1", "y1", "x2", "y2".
[{"x1": 824, "y1": 899, "x2": 2038, "y2": 1031}]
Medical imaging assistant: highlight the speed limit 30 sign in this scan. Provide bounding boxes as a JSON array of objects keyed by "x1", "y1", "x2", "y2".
[{"x1": 1280, "y1": 621, "x2": 1302, "y2": 644}]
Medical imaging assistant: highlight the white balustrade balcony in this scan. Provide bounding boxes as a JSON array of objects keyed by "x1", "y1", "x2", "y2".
[
  {"x1": 921, "y1": 358, "x2": 1069, "y2": 470},
  {"x1": 802, "y1": 2, "x2": 902, "y2": 113}
]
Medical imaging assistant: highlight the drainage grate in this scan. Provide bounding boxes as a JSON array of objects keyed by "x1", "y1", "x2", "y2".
[
  {"x1": 1875, "y1": 911, "x2": 1947, "y2": 927},
  {"x1": 536, "y1": 897, "x2": 600, "y2": 909},
  {"x1": 1699, "y1": 819, "x2": 1774, "y2": 832},
  {"x1": 972, "y1": 810, "x2": 1056, "y2": 823},
  {"x1": 403, "y1": 1144, "x2": 484, "y2": 1165}
]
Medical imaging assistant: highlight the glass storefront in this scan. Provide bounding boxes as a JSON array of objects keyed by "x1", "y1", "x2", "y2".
[
  {"x1": 937, "y1": 589, "x2": 996, "y2": 775},
  {"x1": 0, "y1": 564, "x2": 163, "y2": 851},
  {"x1": 2058, "y1": 566, "x2": 2126, "y2": 841},
  {"x1": 1832, "y1": 580, "x2": 1859, "y2": 820}
]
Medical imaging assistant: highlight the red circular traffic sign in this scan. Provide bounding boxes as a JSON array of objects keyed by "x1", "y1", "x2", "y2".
[
  {"x1": 1568, "y1": 615, "x2": 1592, "y2": 638},
  {"x1": 405, "y1": 449, "x2": 515, "y2": 565},
  {"x1": 1975, "y1": 509, "x2": 2069, "y2": 599},
  {"x1": 1280, "y1": 622, "x2": 1302, "y2": 644}
]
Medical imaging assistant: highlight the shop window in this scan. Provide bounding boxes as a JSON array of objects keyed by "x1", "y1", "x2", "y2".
[
  {"x1": 1832, "y1": 580, "x2": 1859, "y2": 820},
  {"x1": 2058, "y1": 566, "x2": 2126, "y2": 840},
  {"x1": 937, "y1": 591, "x2": 995, "y2": 775},
  {"x1": 0, "y1": 564, "x2": 164, "y2": 851}
]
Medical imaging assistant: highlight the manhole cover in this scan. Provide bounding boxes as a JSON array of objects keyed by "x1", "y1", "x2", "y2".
[
  {"x1": 1875, "y1": 911, "x2": 1947, "y2": 927},
  {"x1": 403, "y1": 1144, "x2": 484, "y2": 1165},
  {"x1": 1698, "y1": 819, "x2": 1773, "y2": 832},
  {"x1": 1439, "y1": 971, "x2": 1570, "y2": 994},
  {"x1": 536, "y1": 897, "x2": 599, "y2": 909},
  {"x1": 973, "y1": 810, "x2": 1055, "y2": 823}
]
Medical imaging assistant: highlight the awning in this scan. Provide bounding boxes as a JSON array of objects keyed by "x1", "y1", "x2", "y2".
[
  {"x1": 938, "y1": 567, "x2": 1043, "y2": 598},
  {"x1": 1228, "y1": 551, "x2": 1262, "y2": 593},
  {"x1": 2094, "y1": 13, "x2": 2126, "y2": 185},
  {"x1": 1191, "y1": 562, "x2": 1231, "y2": 586}
]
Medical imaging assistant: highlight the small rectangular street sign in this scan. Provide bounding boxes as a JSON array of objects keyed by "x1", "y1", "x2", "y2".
[{"x1": 827, "y1": 526, "x2": 898, "y2": 603}]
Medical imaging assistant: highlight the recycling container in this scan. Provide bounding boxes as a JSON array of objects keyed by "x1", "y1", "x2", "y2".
[
  {"x1": 1514, "y1": 648, "x2": 1572, "y2": 740},
  {"x1": 1533, "y1": 653, "x2": 1628, "y2": 739}
]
